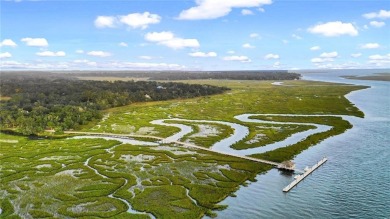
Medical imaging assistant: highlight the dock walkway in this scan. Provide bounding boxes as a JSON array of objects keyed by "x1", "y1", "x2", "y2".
[{"x1": 283, "y1": 157, "x2": 328, "y2": 192}]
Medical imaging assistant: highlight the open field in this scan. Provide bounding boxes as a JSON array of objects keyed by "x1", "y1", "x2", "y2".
[{"x1": 0, "y1": 79, "x2": 368, "y2": 218}]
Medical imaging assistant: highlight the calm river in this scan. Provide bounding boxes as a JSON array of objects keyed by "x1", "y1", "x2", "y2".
[{"x1": 215, "y1": 69, "x2": 390, "y2": 218}]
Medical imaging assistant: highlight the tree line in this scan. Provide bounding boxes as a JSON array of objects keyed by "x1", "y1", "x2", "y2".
[
  {"x1": 70, "y1": 70, "x2": 302, "y2": 81},
  {"x1": 0, "y1": 74, "x2": 229, "y2": 135}
]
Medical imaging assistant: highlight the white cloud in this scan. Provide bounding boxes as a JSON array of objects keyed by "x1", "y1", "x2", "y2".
[
  {"x1": 368, "y1": 53, "x2": 390, "y2": 66},
  {"x1": 308, "y1": 21, "x2": 358, "y2": 37},
  {"x1": 351, "y1": 53, "x2": 362, "y2": 58},
  {"x1": 0, "y1": 39, "x2": 17, "y2": 47},
  {"x1": 241, "y1": 9, "x2": 254, "y2": 15},
  {"x1": 258, "y1": 7, "x2": 265, "y2": 12},
  {"x1": 311, "y1": 52, "x2": 338, "y2": 63},
  {"x1": 73, "y1": 59, "x2": 97, "y2": 66},
  {"x1": 139, "y1": 56, "x2": 153, "y2": 60},
  {"x1": 311, "y1": 57, "x2": 334, "y2": 63},
  {"x1": 223, "y1": 55, "x2": 251, "y2": 62},
  {"x1": 87, "y1": 51, "x2": 112, "y2": 57},
  {"x1": 361, "y1": 43, "x2": 380, "y2": 49},
  {"x1": 160, "y1": 39, "x2": 200, "y2": 49},
  {"x1": 227, "y1": 50, "x2": 235, "y2": 54},
  {"x1": 145, "y1": 31, "x2": 174, "y2": 42},
  {"x1": 310, "y1": 46, "x2": 321, "y2": 51},
  {"x1": 119, "y1": 12, "x2": 161, "y2": 29},
  {"x1": 21, "y1": 37, "x2": 49, "y2": 47},
  {"x1": 369, "y1": 21, "x2": 385, "y2": 28},
  {"x1": 178, "y1": 0, "x2": 272, "y2": 20},
  {"x1": 320, "y1": 51, "x2": 338, "y2": 58},
  {"x1": 292, "y1": 34, "x2": 302, "y2": 40},
  {"x1": 76, "y1": 49, "x2": 84, "y2": 54},
  {"x1": 145, "y1": 31, "x2": 200, "y2": 49},
  {"x1": 363, "y1": 10, "x2": 390, "y2": 19},
  {"x1": 94, "y1": 16, "x2": 117, "y2": 28},
  {"x1": 0, "y1": 52, "x2": 12, "y2": 59},
  {"x1": 273, "y1": 61, "x2": 280, "y2": 68},
  {"x1": 36, "y1": 51, "x2": 66, "y2": 57},
  {"x1": 119, "y1": 42, "x2": 128, "y2": 47},
  {"x1": 249, "y1": 33, "x2": 261, "y2": 38},
  {"x1": 95, "y1": 12, "x2": 161, "y2": 29},
  {"x1": 189, "y1": 51, "x2": 217, "y2": 57},
  {"x1": 282, "y1": 40, "x2": 289, "y2": 44},
  {"x1": 242, "y1": 43, "x2": 255, "y2": 48},
  {"x1": 264, "y1": 53, "x2": 279, "y2": 59},
  {"x1": 0, "y1": 60, "x2": 186, "y2": 70}
]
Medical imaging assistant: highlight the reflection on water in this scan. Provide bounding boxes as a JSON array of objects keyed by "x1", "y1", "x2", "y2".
[{"x1": 215, "y1": 69, "x2": 390, "y2": 218}]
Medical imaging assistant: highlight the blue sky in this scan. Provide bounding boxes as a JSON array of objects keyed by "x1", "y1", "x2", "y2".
[{"x1": 1, "y1": 0, "x2": 389, "y2": 70}]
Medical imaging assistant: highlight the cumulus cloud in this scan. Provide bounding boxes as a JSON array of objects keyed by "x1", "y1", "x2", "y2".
[
  {"x1": 95, "y1": 12, "x2": 161, "y2": 29},
  {"x1": 363, "y1": 10, "x2": 390, "y2": 19},
  {"x1": 223, "y1": 55, "x2": 251, "y2": 62},
  {"x1": 351, "y1": 53, "x2": 362, "y2": 58},
  {"x1": 241, "y1": 9, "x2": 254, "y2": 15},
  {"x1": 189, "y1": 51, "x2": 217, "y2": 57},
  {"x1": 119, "y1": 42, "x2": 128, "y2": 47},
  {"x1": 311, "y1": 52, "x2": 338, "y2": 63},
  {"x1": 227, "y1": 50, "x2": 235, "y2": 54},
  {"x1": 311, "y1": 57, "x2": 333, "y2": 63},
  {"x1": 0, "y1": 60, "x2": 186, "y2": 70},
  {"x1": 242, "y1": 43, "x2": 255, "y2": 48},
  {"x1": 368, "y1": 53, "x2": 390, "y2": 66},
  {"x1": 310, "y1": 46, "x2": 321, "y2": 51},
  {"x1": 361, "y1": 43, "x2": 380, "y2": 49},
  {"x1": 87, "y1": 51, "x2": 112, "y2": 57},
  {"x1": 73, "y1": 59, "x2": 97, "y2": 67},
  {"x1": 95, "y1": 16, "x2": 117, "y2": 28},
  {"x1": 249, "y1": 33, "x2": 261, "y2": 39},
  {"x1": 0, "y1": 39, "x2": 17, "y2": 47},
  {"x1": 264, "y1": 53, "x2": 279, "y2": 59},
  {"x1": 178, "y1": 0, "x2": 272, "y2": 20},
  {"x1": 292, "y1": 34, "x2": 302, "y2": 40},
  {"x1": 145, "y1": 31, "x2": 200, "y2": 49},
  {"x1": 308, "y1": 21, "x2": 358, "y2": 37},
  {"x1": 36, "y1": 51, "x2": 66, "y2": 57},
  {"x1": 76, "y1": 49, "x2": 84, "y2": 54},
  {"x1": 139, "y1": 56, "x2": 153, "y2": 60},
  {"x1": 119, "y1": 12, "x2": 161, "y2": 29},
  {"x1": 145, "y1": 31, "x2": 174, "y2": 42},
  {"x1": 21, "y1": 37, "x2": 49, "y2": 47},
  {"x1": 320, "y1": 51, "x2": 338, "y2": 58},
  {"x1": 369, "y1": 21, "x2": 385, "y2": 28},
  {"x1": 0, "y1": 52, "x2": 12, "y2": 59}
]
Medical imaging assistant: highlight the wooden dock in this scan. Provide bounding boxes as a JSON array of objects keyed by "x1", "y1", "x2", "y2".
[{"x1": 282, "y1": 157, "x2": 327, "y2": 192}]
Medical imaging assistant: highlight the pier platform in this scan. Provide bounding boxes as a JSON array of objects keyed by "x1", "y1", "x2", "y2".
[{"x1": 283, "y1": 157, "x2": 328, "y2": 192}]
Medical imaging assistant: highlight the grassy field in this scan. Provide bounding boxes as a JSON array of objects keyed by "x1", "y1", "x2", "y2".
[{"x1": 0, "y1": 79, "x2": 367, "y2": 218}]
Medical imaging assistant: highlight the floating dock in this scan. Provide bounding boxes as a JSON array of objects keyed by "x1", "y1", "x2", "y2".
[{"x1": 283, "y1": 157, "x2": 328, "y2": 192}]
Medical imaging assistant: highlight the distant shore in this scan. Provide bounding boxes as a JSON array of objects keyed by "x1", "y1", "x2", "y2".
[{"x1": 341, "y1": 73, "x2": 390, "y2": 82}]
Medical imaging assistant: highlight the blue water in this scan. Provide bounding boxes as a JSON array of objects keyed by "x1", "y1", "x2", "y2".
[{"x1": 216, "y1": 69, "x2": 390, "y2": 218}]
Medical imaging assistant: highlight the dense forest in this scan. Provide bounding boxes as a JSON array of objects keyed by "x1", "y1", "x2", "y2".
[
  {"x1": 72, "y1": 70, "x2": 302, "y2": 81},
  {"x1": 0, "y1": 73, "x2": 229, "y2": 135}
]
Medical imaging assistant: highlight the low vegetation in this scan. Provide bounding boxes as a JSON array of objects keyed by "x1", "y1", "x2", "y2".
[{"x1": 0, "y1": 75, "x2": 369, "y2": 218}]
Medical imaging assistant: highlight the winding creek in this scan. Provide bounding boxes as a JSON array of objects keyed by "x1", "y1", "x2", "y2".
[{"x1": 71, "y1": 69, "x2": 389, "y2": 218}]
